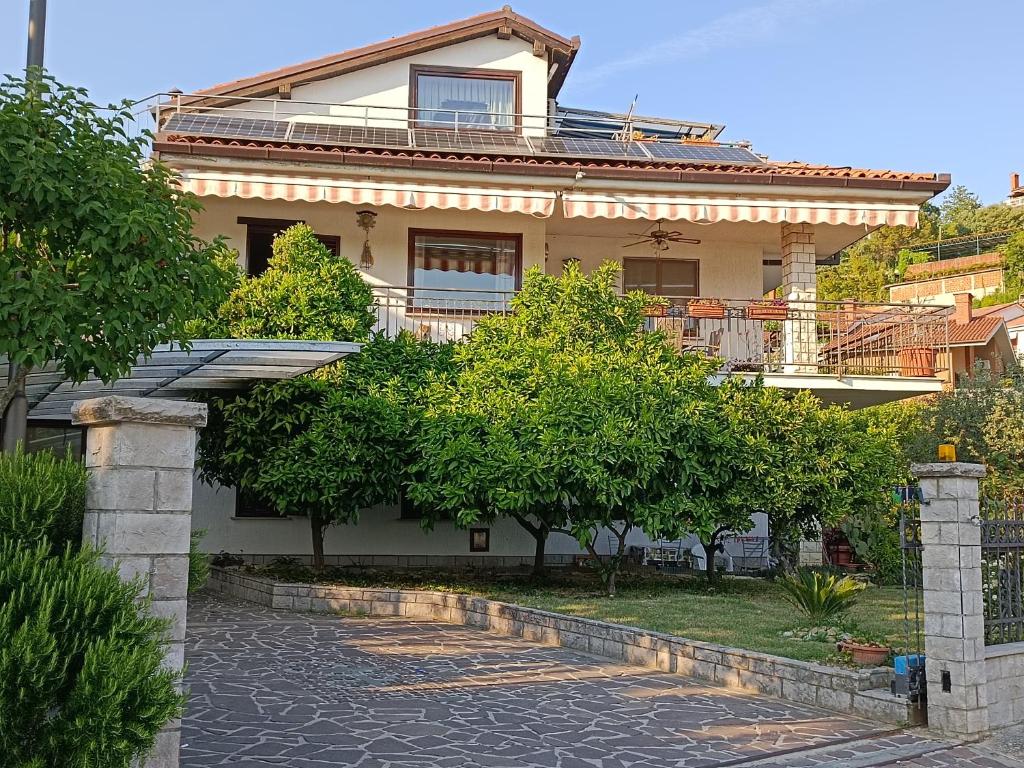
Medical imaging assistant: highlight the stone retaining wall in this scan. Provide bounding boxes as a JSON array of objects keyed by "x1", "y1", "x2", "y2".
[
  {"x1": 986, "y1": 642, "x2": 1024, "y2": 731},
  {"x1": 209, "y1": 567, "x2": 913, "y2": 725}
]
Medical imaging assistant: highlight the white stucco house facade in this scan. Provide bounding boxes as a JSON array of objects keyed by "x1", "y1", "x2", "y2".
[{"x1": 18, "y1": 7, "x2": 954, "y2": 568}]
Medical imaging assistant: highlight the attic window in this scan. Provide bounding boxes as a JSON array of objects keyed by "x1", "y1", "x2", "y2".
[{"x1": 411, "y1": 65, "x2": 519, "y2": 132}]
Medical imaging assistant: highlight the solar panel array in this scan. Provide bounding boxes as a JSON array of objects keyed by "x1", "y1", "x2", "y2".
[
  {"x1": 162, "y1": 113, "x2": 289, "y2": 140},
  {"x1": 160, "y1": 112, "x2": 765, "y2": 166}
]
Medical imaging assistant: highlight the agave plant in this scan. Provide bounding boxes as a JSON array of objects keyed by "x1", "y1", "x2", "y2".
[{"x1": 778, "y1": 569, "x2": 865, "y2": 624}]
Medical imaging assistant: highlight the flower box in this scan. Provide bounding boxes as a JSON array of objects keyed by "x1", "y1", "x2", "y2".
[
  {"x1": 898, "y1": 347, "x2": 936, "y2": 378},
  {"x1": 687, "y1": 300, "x2": 726, "y2": 319},
  {"x1": 746, "y1": 302, "x2": 789, "y2": 321},
  {"x1": 643, "y1": 304, "x2": 667, "y2": 317}
]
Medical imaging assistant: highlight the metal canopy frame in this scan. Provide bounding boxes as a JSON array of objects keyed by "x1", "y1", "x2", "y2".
[{"x1": 0, "y1": 339, "x2": 360, "y2": 421}]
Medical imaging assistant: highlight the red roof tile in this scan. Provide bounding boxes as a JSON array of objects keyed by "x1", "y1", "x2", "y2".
[{"x1": 948, "y1": 315, "x2": 1004, "y2": 346}]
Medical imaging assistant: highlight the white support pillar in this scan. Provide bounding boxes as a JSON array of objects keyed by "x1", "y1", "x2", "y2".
[
  {"x1": 781, "y1": 223, "x2": 818, "y2": 373},
  {"x1": 912, "y1": 461, "x2": 989, "y2": 741},
  {"x1": 72, "y1": 396, "x2": 208, "y2": 768}
]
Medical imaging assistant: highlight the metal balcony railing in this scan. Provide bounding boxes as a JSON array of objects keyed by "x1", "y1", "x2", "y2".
[{"x1": 370, "y1": 286, "x2": 951, "y2": 378}]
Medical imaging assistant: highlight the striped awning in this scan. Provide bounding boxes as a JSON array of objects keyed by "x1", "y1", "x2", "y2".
[
  {"x1": 177, "y1": 171, "x2": 557, "y2": 217},
  {"x1": 561, "y1": 193, "x2": 919, "y2": 227}
]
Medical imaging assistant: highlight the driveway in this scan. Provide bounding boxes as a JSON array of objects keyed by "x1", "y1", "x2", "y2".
[{"x1": 182, "y1": 594, "x2": 1023, "y2": 768}]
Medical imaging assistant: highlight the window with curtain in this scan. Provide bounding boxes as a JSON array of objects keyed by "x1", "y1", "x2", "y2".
[
  {"x1": 623, "y1": 258, "x2": 699, "y2": 299},
  {"x1": 409, "y1": 230, "x2": 520, "y2": 311},
  {"x1": 413, "y1": 68, "x2": 517, "y2": 131}
]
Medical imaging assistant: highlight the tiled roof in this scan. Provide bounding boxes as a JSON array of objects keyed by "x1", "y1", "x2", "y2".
[
  {"x1": 948, "y1": 315, "x2": 1004, "y2": 346},
  {"x1": 154, "y1": 137, "x2": 951, "y2": 192},
  {"x1": 183, "y1": 8, "x2": 579, "y2": 103}
]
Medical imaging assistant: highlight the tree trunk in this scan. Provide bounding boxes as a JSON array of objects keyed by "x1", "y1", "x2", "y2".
[
  {"x1": 0, "y1": 363, "x2": 29, "y2": 418},
  {"x1": 702, "y1": 527, "x2": 729, "y2": 584},
  {"x1": 532, "y1": 528, "x2": 547, "y2": 576},
  {"x1": 310, "y1": 515, "x2": 327, "y2": 572}
]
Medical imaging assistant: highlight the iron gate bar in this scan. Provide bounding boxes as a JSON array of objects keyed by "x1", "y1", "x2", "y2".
[{"x1": 980, "y1": 498, "x2": 1024, "y2": 646}]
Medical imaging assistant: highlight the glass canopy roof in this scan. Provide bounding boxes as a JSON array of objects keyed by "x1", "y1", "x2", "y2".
[{"x1": 1, "y1": 340, "x2": 359, "y2": 421}]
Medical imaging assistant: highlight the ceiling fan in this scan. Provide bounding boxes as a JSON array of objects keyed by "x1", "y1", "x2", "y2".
[{"x1": 622, "y1": 219, "x2": 701, "y2": 251}]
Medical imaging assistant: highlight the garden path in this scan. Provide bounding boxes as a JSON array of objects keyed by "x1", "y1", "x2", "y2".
[{"x1": 182, "y1": 594, "x2": 1023, "y2": 768}]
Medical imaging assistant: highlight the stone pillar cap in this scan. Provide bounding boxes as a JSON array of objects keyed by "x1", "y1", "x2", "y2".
[
  {"x1": 910, "y1": 461, "x2": 986, "y2": 479},
  {"x1": 71, "y1": 396, "x2": 208, "y2": 428}
]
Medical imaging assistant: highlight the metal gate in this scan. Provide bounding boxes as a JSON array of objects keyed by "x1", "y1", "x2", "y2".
[
  {"x1": 980, "y1": 498, "x2": 1024, "y2": 646},
  {"x1": 896, "y1": 486, "x2": 926, "y2": 708}
]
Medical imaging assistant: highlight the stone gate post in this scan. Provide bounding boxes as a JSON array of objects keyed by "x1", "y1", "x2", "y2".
[
  {"x1": 912, "y1": 461, "x2": 988, "y2": 741},
  {"x1": 72, "y1": 396, "x2": 208, "y2": 768}
]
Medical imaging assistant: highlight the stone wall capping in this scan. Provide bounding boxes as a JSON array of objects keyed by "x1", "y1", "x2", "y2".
[
  {"x1": 208, "y1": 567, "x2": 909, "y2": 725},
  {"x1": 72, "y1": 395, "x2": 208, "y2": 428},
  {"x1": 910, "y1": 462, "x2": 987, "y2": 479}
]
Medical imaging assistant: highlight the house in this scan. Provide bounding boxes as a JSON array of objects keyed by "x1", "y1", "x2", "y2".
[
  {"x1": 974, "y1": 298, "x2": 1024, "y2": 359},
  {"x1": 825, "y1": 292, "x2": 1015, "y2": 386},
  {"x1": 1008, "y1": 172, "x2": 1024, "y2": 208},
  {"x1": 888, "y1": 252, "x2": 1005, "y2": 305},
  {"x1": 27, "y1": 8, "x2": 956, "y2": 567}
]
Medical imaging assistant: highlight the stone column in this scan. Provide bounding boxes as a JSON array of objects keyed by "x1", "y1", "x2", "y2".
[
  {"x1": 780, "y1": 223, "x2": 818, "y2": 373},
  {"x1": 912, "y1": 461, "x2": 989, "y2": 741},
  {"x1": 72, "y1": 396, "x2": 208, "y2": 768}
]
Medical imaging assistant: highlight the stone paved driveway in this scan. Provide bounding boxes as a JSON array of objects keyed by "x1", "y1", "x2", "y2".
[{"x1": 182, "y1": 594, "x2": 1024, "y2": 767}]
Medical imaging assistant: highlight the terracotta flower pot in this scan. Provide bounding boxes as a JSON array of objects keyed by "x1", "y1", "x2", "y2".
[
  {"x1": 898, "y1": 347, "x2": 936, "y2": 377},
  {"x1": 840, "y1": 641, "x2": 890, "y2": 666},
  {"x1": 644, "y1": 304, "x2": 667, "y2": 317},
  {"x1": 688, "y1": 303, "x2": 726, "y2": 319},
  {"x1": 747, "y1": 305, "x2": 789, "y2": 321},
  {"x1": 833, "y1": 544, "x2": 853, "y2": 566}
]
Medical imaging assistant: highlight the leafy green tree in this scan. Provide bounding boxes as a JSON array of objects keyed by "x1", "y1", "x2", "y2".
[
  {"x1": 410, "y1": 262, "x2": 719, "y2": 589},
  {"x1": 818, "y1": 252, "x2": 891, "y2": 302},
  {"x1": 940, "y1": 185, "x2": 983, "y2": 236},
  {"x1": 0, "y1": 72, "x2": 230, "y2": 414},
  {"x1": 200, "y1": 334, "x2": 453, "y2": 570},
  {"x1": 213, "y1": 223, "x2": 374, "y2": 341}
]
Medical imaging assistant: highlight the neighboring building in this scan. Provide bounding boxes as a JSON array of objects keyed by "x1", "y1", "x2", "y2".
[
  {"x1": 30, "y1": 8, "x2": 956, "y2": 566},
  {"x1": 1008, "y1": 172, "x2": 1024, "y2": 208},
  {"x1": 888, "y1": 252, "x2": 1005, "y2": 305},
  {"x1": 828, "y1": 292, "x2": 1015, "y2": 387},
  {"x1": 976, "y1": 298, "x2": 1024, "y2": 356}
]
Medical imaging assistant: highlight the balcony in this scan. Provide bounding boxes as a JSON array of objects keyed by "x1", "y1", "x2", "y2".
[{"x1": 370, "y1": 285, "x2": 951, "y2": 404}]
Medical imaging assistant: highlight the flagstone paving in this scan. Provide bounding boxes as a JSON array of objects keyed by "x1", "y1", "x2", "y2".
[{"x1": 182, "y1": 594, "x2": 1024, "y2": 767}]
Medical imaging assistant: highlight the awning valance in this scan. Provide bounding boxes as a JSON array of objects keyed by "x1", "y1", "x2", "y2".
[
  {"x1": 561, "y1": 193, "x2": 919, "y2": 227},
  {"x1": 177, "y1": 171, "x2": 557, "y2": 217}
]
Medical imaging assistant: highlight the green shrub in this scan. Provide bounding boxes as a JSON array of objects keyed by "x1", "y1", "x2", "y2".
[
  {"x1": 0, "y1": 539, "x2": 183, "y2": 767},
  {"x1": 779, "y1": 569, "x2": 865, "y2": 624},
  {"x1": 0, "y1": 448, "x2": 86, "y2": 551},
  {"x1": 188, "y1": 529, "x2": 210, "y2": 594}
]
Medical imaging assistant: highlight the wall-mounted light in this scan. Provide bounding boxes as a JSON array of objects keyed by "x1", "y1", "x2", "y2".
[{"x1": 355, "y1": 209, "x2": 377, "y2": 270}]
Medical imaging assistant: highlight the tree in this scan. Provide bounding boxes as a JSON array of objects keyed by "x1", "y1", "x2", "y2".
[
  {"x1": 818, "y1": 252, "x2": 890, "y2": 302},
  {"x1": 197, "y1": 232, "x2": 450, "y2": 569},
  {"x1": 940, "y1": 185, "x2": 982, "y2": 236},
  {"x1": 0, "y1": 73, "x2": 229, "y2": 416},
  {"x1": 200, "y1": 334, "x2": 452, "y2": 570},
  {"x1": 410, "y1": 262, "x2": 721, "y2": 589}
]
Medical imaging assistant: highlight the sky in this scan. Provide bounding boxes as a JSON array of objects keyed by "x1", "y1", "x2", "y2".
[{"x1": 2, "y1": 0, "x2": 1020, "y2": 205}]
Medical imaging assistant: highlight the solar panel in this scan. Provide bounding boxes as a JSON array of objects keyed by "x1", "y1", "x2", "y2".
[
  {"x1": 287, "y1": 123, "x2": 409, "y2": 149},
  {"x1": 640, "y1": 142, "x2": 764, "y2": 164},
  {"x1": 411, "y1": 129, "x2": 530, "y2": 153},
  {"x1": 530, "y1": 136, "x2": 649, "y2": 160},
  {"x1": 161, "y1": 113, "x2": 289, "y2": 140}
]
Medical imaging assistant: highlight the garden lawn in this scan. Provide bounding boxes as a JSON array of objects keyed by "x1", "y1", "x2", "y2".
[{"x1": 254, "y1": 565, "x2": 915, "y2": 664}]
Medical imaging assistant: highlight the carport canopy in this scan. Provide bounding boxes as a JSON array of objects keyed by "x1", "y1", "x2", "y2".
[{"x1": 1, "y1": 339, "x2": 360, "y2": 421}]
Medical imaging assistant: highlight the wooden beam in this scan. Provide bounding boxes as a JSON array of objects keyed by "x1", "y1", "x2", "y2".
[
  {"x1": 533, "y1": 40, "x2": 547, "y2": 57},
  {"x1": 497, "y1": 24, "x2": 512, "y2": 39},
  {"x1": 277, "y1": 82, "x2": 292, "y2": 100}
]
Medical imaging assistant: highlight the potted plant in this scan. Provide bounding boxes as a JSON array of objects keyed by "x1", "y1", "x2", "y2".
[
  {"x1": 643, "y1": 302, "x2": 668, "y2": 317},
  {"x1": 746, "y1": 298, "x2": 789, "y2": 321},
  {"x1": 687, "y1": 297, "x2": 726, "y2": 319},
  {"x1": 838, "y1": 636, "x2": 892, "y2": 666},
  {"x1": 898, "y1": 346, "x2": 936, "y2": 377}
]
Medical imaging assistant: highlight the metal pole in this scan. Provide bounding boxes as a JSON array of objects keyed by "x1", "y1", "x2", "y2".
[
  {"x1": 26, "y1": 0, "x2": 46, "y2": 70},
  {"x1": 3, "y1": 0, "x2": 46, "y2": 453}
]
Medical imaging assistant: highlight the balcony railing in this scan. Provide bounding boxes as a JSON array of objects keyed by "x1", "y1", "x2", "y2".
[
  {"x1": 132, "y1": 92, "x2": 755, "y2": 158},
  {"x1": 370, "y1": 285, "x2": 951, "y2": 378}
]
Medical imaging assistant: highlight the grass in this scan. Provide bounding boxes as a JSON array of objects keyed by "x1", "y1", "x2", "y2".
[{"x1": 253, "y1": 562, "x2": 919, "y2": 664}]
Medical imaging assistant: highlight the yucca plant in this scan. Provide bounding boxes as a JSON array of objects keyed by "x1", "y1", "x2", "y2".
[{"x1": 778, "y1": 569, "x2": 865, "y2": 625}]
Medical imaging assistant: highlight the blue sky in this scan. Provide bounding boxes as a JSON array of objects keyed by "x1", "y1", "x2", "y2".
[{"x1": 2, "y1": 0, "x2": 1020, "y2": 204}]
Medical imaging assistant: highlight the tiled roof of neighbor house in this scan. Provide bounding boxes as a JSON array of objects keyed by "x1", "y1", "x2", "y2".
[
  {"x1": 182, "y1": 7, "x2": 579, "y2": 103},
  {"x1": 902, "y1": 252, "x2": 1003, "y2": 281},
  {"x1": 153, "y1": 136, "x2": 952, "y2": 193},
  {"x1": 947, "y1": 314, "x2": 1004, "y2": 346}
]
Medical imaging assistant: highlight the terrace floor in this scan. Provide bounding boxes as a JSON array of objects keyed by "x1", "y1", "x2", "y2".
[{"x1": 182, "y1": 594, "x2": 1023, "y2": 768}]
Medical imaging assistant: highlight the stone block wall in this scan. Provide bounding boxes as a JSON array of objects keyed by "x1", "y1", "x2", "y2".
[
  {"x1": 985, "y1": 643, "x2": 1024, "y2": 730},
  {"x1": 209, "y1": 567, "x2": 912, "y2": 725}
]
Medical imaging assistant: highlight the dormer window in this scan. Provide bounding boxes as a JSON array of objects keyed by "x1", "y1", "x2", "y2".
[{"x1": 411, "y1": 65, "x2": 519, "y2": 132}]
